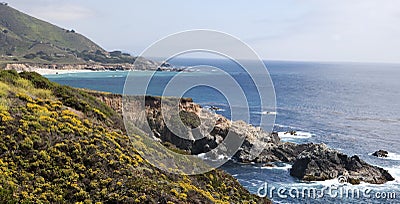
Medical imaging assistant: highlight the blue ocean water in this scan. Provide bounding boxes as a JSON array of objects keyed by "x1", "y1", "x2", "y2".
[{"x1": 46, "y1": 59, "x2": 400, "y2": 203}]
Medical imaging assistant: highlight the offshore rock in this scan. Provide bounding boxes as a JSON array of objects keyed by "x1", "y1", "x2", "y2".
[
  {"x1": 290, "y1": 144, "x2": 395, "y2": 184},
  {"x1": 372, "y1": 150, "x2": 389, "y2": 158}
]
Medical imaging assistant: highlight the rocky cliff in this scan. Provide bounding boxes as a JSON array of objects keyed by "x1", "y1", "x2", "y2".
[
  {"x1": 92, "y1": 92, "x2": 123, "y2": 114},
  {"x1": 95, "y1": 93, "x2": 395, "y2": 185}
]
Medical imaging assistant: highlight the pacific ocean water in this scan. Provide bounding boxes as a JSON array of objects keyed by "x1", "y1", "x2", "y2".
[{"x1": 46, "y1": 59, "x2": 400, "y2": 203}]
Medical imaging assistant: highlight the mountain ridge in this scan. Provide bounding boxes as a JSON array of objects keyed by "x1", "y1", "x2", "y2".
[{"x1": 0, "y1": 3, "x2": 149, "y2": 67}]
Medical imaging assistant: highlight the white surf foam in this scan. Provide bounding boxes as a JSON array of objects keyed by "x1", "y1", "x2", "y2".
[
  {"x1": 217, "y1": 154, "x2": 227, "y2": 160},
  {"x1": 277, "y1": 131, "x2": 314, "y2": 139},
  {"x1": 197, "y1": 153, "x2": 227, "y2": 161},
  {"x1": 369, "y1": 152, "x2": 400, "y2": 161},
  {"x1": 260, "y1": 163, "x2": 292, "y2": 170},
  {"x1": 253, "y1": 111, "x2": 277, "y2": 115},
  {"x1": 312, "y1": 178, "x2": 343, "y2": 187},
  {"x1": 197, "y1": 153, "x2": 206, "y2": 159},
  {"x1": 274, "y1": 124, "x2": 303, "y2": 130},
  {"x1": 202, "y1": 106, "x2": 225, "y2": 112},
  {"x1": 385, "y1": 153, "x2": 400, "y2": 161},
  {"x1": 386, "y1": 166, "x2": 400, "y2": 182}
]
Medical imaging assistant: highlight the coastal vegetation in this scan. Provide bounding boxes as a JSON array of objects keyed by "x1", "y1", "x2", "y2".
[{"x1": 0, "y1": 70, "x2": 269, "y2": 203}]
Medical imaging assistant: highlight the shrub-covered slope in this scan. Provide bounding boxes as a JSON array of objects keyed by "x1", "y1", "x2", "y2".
[{"x1": 0, "y1": 70, "x2": 268, "y2": 203}]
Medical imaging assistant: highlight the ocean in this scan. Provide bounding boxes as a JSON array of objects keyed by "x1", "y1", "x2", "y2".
[{"x1": 45, "y1": 59, "x2": 400, "y2": 203}]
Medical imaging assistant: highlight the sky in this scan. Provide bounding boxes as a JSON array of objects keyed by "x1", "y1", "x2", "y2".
[{"x1": 5, "y1": 0, "x2": 400, "y2": 63}]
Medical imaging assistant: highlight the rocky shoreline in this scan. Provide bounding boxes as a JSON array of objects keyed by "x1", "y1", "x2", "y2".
[
  {"x1": 95, "y1": 93, "x2": 395, "y2": 185},
  {"x1": 3, "y1": 61, "x2": 187, "y2": 74},
  {"x1": 4, "y1": 62, "x2": 151, "y2": 71}
]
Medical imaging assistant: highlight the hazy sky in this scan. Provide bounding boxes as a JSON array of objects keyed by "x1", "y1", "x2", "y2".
[{"x1": 6, "y1": 0, "x2": 400, "y2": 63}]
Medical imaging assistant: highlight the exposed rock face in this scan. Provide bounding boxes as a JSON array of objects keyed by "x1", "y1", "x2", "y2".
[
  {"x1": 241, "y1": 142, "x2": 317, "y2": 163},
  {"x1": 120, "y1": 96, "x2": 279, "y2": 158},
  {"x1": 289, "y1": 144, "x2": 394, "y2": 184},
  {"x1": 96, "y1": 93, "x2": 395, "y2": 185},
  {"x1": 223, "y1": 121, "x2": 280, "y2": 161},
  {"x1": 93, "y1": 93, "x2": 123, "y2": 114},
  {"x1": 372, "y1": 150, "x2": 389, "y2": 158}
]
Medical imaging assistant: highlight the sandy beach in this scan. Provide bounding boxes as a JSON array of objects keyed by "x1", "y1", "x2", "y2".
[
  {"x1": 25, "y1": 68, "x2": 97, "y2": 75},
  {"x1": 9, "y1": 68, "x2": 97, "y2": 75}
]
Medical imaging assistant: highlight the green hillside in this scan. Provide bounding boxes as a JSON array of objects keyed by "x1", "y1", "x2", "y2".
[
  {"x1": 0, "y1": 70, "x2": 268, "y2": 203},
  {"x1": 0, "y1": 3, "x2": 137, "y2": 65}
]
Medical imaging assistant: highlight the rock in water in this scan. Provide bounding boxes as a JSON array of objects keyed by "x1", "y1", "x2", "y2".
[
  {"x1": 290, "y1": 144, "x2": 395, "y2": 184},
  {"x1": 372, "y1": 150, "x2": 389, "y2": 158}
]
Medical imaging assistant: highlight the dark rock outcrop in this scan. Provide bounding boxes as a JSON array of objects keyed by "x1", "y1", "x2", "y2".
[
  {"x1": 121, "y1": 96, "x2": 280, "y2": 158},
  {"x1": 289, "y1": 144, "x2": 394, "y2": 184},
  {"x1": 372, "y1": 150, "x2": 389, "y2": 158}
]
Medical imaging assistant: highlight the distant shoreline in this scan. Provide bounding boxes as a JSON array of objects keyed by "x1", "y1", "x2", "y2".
[
  {"x1": 3, "y1": 62, "x2": 188, "y2": 75},
  {"x1": 16, "y1": 68, "x2": 189, "y2": 76},
  {"x1": 29, "y1": 68, "x2": 97, "y2": 75}
]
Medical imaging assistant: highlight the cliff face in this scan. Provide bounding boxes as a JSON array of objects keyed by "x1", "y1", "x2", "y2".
[
  {"x1": 95, "y1": 93, "x2": 395, "y2": 185},
  {"x1": 93, "y1": 92, "x2": 123, "y2": 114},
  {"x1": 116, "y1": 95, "x2": 280, "y2": 158}
]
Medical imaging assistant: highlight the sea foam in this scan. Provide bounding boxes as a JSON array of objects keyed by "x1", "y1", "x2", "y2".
[
  {"x1": 253, "y1": 111, "x2": 277, "y2": 115},
  {"x1": 260, "y1": 163, "x2": 292, "y2": 170},
  {"x1": 277, "y1": 131, "x2": 314, "y2": 139},
  {"x1": 369, "y1": 152, "x2": 400, "y2": 161}
]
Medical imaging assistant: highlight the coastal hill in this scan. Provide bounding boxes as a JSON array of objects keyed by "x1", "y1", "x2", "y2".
[
  {"x1": 0, "y1": 3, "x2": 158, "y2": 70},
  {"x1": 0, "y1": 3, "x2": 103, "y2": 55},
  {"x1": 0, "y1": 70, "x2": 269, "y2": 203}
]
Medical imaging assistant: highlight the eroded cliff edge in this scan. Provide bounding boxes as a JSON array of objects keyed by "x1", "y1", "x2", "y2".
[{"x1": 95, "y1": 93, "x2": 395, "y2": 185}]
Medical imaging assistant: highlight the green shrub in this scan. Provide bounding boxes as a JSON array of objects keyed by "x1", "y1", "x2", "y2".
[
  {"x1": 0, "y1": 98, "x2": 9, "y2": 112},
  {"x1": 179, "y1": 110, "x2": 201, "y2": 128},
  {"x1": 0, "y1": 81, "x2": 10, "y2": 97},
  {"x1": 23, "y1": 53, "x2": 37, "y2": 59},
  {"x1": 19, "y1": 72, "x2": 55, "y2": 90},
  {"x1": 0, "y1": 70, "x2": 19, "y2": 84}
]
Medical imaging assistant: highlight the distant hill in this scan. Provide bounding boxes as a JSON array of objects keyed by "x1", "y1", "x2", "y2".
[{"x1": 0, "y1": 3, "x2": 138, "y2": 65}]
